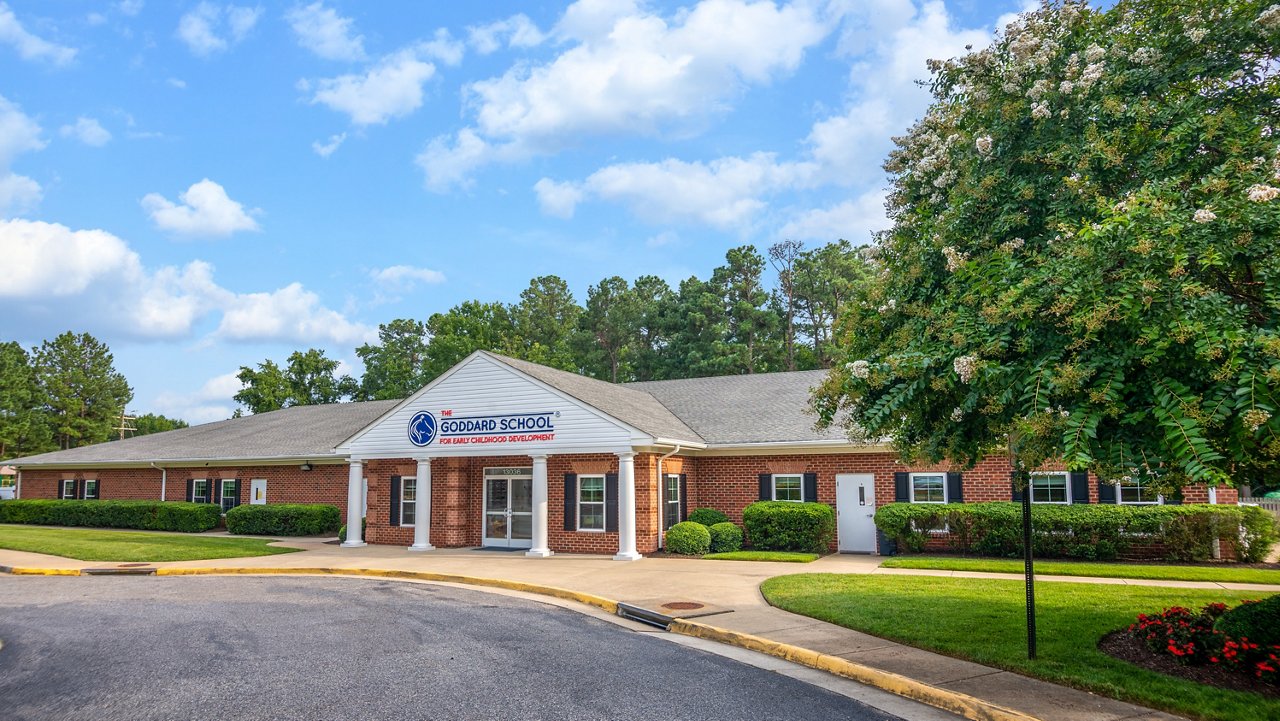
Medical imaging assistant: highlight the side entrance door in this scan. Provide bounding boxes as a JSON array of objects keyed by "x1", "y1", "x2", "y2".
[
  {"x1": 249, "y1": 479, "x2": 267, "y2": 505},
  {"x1": 483, "y1": 467, "x2": 533, "y2": 549},
  {"x1": 835, "y1": 473, "x2": 877, "y2": 553}
]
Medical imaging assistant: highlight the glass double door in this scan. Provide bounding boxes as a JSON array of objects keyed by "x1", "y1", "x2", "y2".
[{"x1": 484, "y1": 469, "x2": 533, "y2": 548}]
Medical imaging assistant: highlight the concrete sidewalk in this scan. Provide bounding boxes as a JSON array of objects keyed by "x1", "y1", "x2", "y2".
[{"x1": 0, "y1": 541, "x2": 1203, "y2": 721}]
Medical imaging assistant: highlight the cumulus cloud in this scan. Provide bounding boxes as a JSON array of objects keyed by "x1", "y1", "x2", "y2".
[
  {"x1": 286, "y1": 2, "x2": 365, "y2": 61},
  {"x1": 419, "y1": 28, "x2": 464, "y2": 66},
  {"x1": 116, "y1": 0, "x2": 144, "y2": 17},
  {"x1": 0, "y1": 94, "x2": 45, "y2": 216},
  {"x1": 467, "y1": 14, "x2": 545, "y2": 54},
  {"x1": 0, "y1": 2, "x2": 77, "y2": 66},
  {"x1": 778, "y1": 189, "x2": 892, "y2": 243},
  {"x1": 177, "y1": 2, "x2": 261, "y2": 57},
  {"x1": 153, "y1": 371, "x2": 242, "y2": 425},
  {"x1": 369, "y1": 264, "x2": 446, "y2": 287},
  {"x1": 141, "y1": 179, "x2": 260, "y2": 237},
  {"x1": 532, "y1": 178, "x2": 584, "y2": 219},
  {"x1": 309, "y1": 49, "x2": 436, "y2": 125},
  {"x1": 0, "y1": 217, "x2": 372, "y2": 345},
  {"x1": 311, "y1": 132, "x2": 345, "y2": 157},
  {"x1": 59, "y1": 117, "x2": 112, "y2": 147}
]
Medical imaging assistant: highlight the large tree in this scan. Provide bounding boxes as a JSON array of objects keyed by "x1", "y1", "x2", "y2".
[
  {"x1": 793, "y1": 240, "x2": 874, "y2": 368},
  {"x1": 234, "y1": 349, "x2": 356, "y2": 414},
  {"x1": 34, "y1": 332, "x2": 133, "y2": 450},
  {"x1": 129, "y1": 413, "x2": 189, "y2": 437},
  {"x1": 510, "y1": 275, "x2": 582, "y2": 371},
  {"x1": 0, "y1": 341, "x2": 52, "y2": 458},
  {"x1": 580, "y1": 276, "x2": 638, "y2": 382},
  {"x1": 354, "y1": 319, "x2": 430, "y2": 400},
  {"x1": 814, "y1": 0, "x2": 1280, "y2": 492},
  {"x1": 422, "y1": 300, "x2": 518, "y2": 381}
]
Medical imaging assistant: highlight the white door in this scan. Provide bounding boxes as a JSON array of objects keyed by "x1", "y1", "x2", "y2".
[
  {"x1": 482, "y1": 468, "x2": 533, "y2": 549},
  {"x1": 836, "y1": 474, "x2": 877, "y2": 553},
  {"x1": 249, "y1": 479, "x2": 267, "y2": 505}
]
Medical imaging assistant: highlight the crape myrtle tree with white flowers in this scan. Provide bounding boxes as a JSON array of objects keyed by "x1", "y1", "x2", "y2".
[{"x1": 813, "y1": 0, "x2": 1280, "y2": 495}]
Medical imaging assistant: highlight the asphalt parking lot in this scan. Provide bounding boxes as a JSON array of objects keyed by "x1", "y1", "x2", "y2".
[{"x1": 0, "y1": 575, "x2": 904, "y2": 721}]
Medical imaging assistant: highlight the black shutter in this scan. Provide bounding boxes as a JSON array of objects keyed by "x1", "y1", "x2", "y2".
[
  {"x1": 93, "y1": 479, "x2": 101, "y2": 500},
  {"x1": 758, "y1": 473, "x2": 772, "y2": 501},
  {"x1": 563, "y1": 473, "x2": 577, "y2": 531},
  {"x1": 1010, "y1": 470, "x2": 1023, "y2": 502},
  {"x1": 802, "y1": 472, "x2": 818, "y2": 503},
  {"x1": 389, "y1": 475, "x2": 402, "y2": 526},
  {"x1": 679, "y1": 474, "x2": 688, "y2": 521},
  {"x1": 1070, "y1": 471, "x2": 1090, "y2": 504},
  {"x1": 186, "y1": 479, "x2": 194, "y2": 502},
  {"x1": 894, "y1": 472, "x2": 909, "y2": 502},
  {"x1": 946, "y1": 472, "x2": 963, "y2": 503},
  {"x1": 605, "y1": 473, "x2": 619, "y2": 532},
  {"x1": 1098, "y1": 480, "x2": 1116, "y2": 504},
  {"x1": 231, "y1": 479, "x2": 242, "y2": 508},
  {"x1": 212, "y1": 479, "x2": 222, "y2": 506},
  {"x1": 76, "y1": 479, "x2": 85, "y2": 500}
]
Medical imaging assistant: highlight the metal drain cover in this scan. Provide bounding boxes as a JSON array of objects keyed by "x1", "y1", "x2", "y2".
[{"x1": 660, "y1": 601, "x2": 705, "y2": 611}]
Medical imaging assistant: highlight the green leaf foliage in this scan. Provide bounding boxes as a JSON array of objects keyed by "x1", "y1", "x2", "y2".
[
  {"x1": 742, "y1": 501, "x2": 835, "y2": 553},
  {"x1": 688, "y1": 507, "x2": 730, "y2": 526},
  {"x1": 0, "y1": 499, "x2": 221, "y2": 532},
  {"x1": 708, "y1": 521, "x2": 744, "y2": 553},
  {"x1": 224, "y1": 503, "x2": 341, "y2": 536},
  {"x1": 1214, "y1": 595, "x2": 1280, "y2": 646},
  {"x1": 664, "y1": 520, "x2": 711, "y2": 555}
]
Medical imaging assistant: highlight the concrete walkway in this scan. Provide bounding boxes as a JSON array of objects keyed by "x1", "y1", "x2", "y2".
[{"x1": 0, "y1": 541, "x2": 1219, "y2": 721}]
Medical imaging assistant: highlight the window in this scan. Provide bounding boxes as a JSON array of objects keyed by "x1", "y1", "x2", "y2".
[
  {"x1": 1118, "y1": 478, "x2": 1159, "y2": 505},
  {"x1": 401, "y1": 477, "x2": 417, "y2": 526},
  {"x1": 192, "y1": 479, "x2": 209, "y2": 504},
  {"x1": 61, "y1": 479, "x2": 75, "y2": 499},
  {"x1": 772, "y1": 474, "x2": 803, "y2": 502},
  {"x1": 1030, "y1": 473, "x2": 1069, "y2": 504},
  {"x1": 83, "y1": 479, "x2": 98, "y2": 500},
  {"x1": 664, "y1": 474, "x2": 681, "y2": 530},
  {"x1": 578, "y1": 475, "x2": 605, "y2": 531},
  {"x1": 220, "y1": 479, "x2": 237, "y2": 512},
  {"x1": 910, "y1": 473, "x2": 946, "y2": 503}
]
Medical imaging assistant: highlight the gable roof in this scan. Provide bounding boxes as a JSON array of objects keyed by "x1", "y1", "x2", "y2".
[
  {"x1": 626, "y1": 370, "x2": 844, "y2": 445},
  {"x1": 8, "y1": 400, "x2": 400, "y2": 467}
]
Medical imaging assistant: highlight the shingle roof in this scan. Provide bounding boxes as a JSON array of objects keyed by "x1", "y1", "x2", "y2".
[
  {"x1": 626, "y1": 370, "x2": 845, "y2": 445},
  {"x1": 482, "y1": 352, "x2": 705, "y2": 444},
  {"x1": 9, "y1": 400, "x2": 400, "y2": 467}
]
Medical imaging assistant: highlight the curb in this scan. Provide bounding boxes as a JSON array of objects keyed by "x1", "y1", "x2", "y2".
[{"x1": 4, "y1": 565, "x2": 1040, "y2": 721}]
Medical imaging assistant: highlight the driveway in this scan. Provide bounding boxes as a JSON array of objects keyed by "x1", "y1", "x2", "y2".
[{"x1": 0, "y1": 576, "x2": 903, "y2": 721}]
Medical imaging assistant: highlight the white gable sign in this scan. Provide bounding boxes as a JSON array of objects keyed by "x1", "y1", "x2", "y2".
[{"x1": 345, "y1": 354, "x2": 639, "y2": 458}]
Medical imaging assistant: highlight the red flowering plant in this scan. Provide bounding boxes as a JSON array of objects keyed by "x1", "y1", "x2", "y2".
[{"x1": 1129, "y1": 601, "x2": 1280, "y2": 685}]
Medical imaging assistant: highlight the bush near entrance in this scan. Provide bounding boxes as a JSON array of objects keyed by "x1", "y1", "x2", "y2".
[
  {"x1": 225, "y1": 503, "x2": 340, "y2": 536},
  {"x1": 0, "y1": 499, "x2": 221, "y2": 532},
  {"x1": 1215, "y1": 596, "x2": 1280, "y2": 648},
  {"x1": 665, "y1": 521, "x2": 711, "y2": 555},
  {"x1": 338, "y1": 518, "x2": 367, "y2": 543},
  {"x1": 688, "y1": 508, "x2": 729, "y2": 526},
  {"x1": 742, "y1": 501, "x2": 834, "y2": 553},
  {"x1": 708, "y1": 521, "x2": 743, "y2": 553},
  {"x1": 875, "y1": 502, "x2": 1278, "y2": 563}
]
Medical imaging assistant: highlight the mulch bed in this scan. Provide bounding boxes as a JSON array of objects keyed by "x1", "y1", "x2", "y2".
[{"x1": 1099, "y1": 631, "x2": 1280, "y2": 698}]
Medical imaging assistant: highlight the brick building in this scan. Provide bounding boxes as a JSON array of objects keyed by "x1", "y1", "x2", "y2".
[{"x1": 7, "y1": 351, "x2": 1237, "y2": 557}]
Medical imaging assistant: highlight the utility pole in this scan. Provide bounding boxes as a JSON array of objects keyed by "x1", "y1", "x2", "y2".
[{"x1": 114, "y1": 410, "x2": 137, "y2": 441}]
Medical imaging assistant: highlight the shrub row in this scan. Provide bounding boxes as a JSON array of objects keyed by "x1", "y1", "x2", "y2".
[
  {"x1": 224, "y1": 503, "x2": 341, "y2": 536},
  {"x1": 743, "y1": 501, "x2": 834, "y2": 553},
  {"x1": 0, "y1": 499, "x2": 221, "y2": 533},
  {"x1": 875, "y1": 502, "x2": 1279, "y2": 562}
]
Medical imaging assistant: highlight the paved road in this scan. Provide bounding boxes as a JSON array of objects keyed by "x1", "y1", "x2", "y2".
[{"x1": 0, "y1": 576, "x2": 902, "y2": 721}]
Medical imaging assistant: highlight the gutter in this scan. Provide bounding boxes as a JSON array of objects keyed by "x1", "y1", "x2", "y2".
[
  {"x1": 655, "y1": 444, "x2": 682, "y2": 549},
  {"x1": 14, "y1": 468, "x2": 20, "y2": 499},
  {"x1": 11, "y1": 455, "x2": 348, "y2": 470},
  {"x1": 150, "y1": 462, "x2": 166, "y2": 502}
]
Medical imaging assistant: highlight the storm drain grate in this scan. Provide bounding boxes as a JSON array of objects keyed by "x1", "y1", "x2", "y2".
[{"x1": 661, "y1": 601, "x2": 705, "y2": 611}]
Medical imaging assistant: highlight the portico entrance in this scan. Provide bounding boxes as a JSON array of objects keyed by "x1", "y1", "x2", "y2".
[{"x1": 483, "y1": 467, "x2": 533, "y2": 549}]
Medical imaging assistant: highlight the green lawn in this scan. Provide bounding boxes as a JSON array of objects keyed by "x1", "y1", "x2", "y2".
[
  {"x1": 703, "y1": 551, "x2": 819, "y2": 563},
  {"x1": 881, "y1": 556, "x2": 1280, "y2": 585},
  {"x1": 762, "y1": 574, "x2": 1277, "y2": 721},
  {"x1": 0, "y1": 524, "x2": 300, "y2": 562}
]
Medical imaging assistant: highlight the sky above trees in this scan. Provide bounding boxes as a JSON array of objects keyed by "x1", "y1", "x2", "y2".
[{"x1": 0, "y1": 0, "x2": 1026, "y2": 423}]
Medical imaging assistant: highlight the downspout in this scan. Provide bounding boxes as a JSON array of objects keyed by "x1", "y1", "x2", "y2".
[
  {"x1": 151, "y1": 462, "x2": 166, "y2": 501},
  {"x1": 14, "y1": 468, "x2": 20, "y2": 499},
  {"x1": 656, "y1": 445, "x2": 682, "y2": 549}
]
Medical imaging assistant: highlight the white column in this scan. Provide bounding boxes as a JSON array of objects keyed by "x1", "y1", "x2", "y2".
[
  {"x1": 341, "y1": 460, "x2": 366, "y2": 548},
  {"x1": 409, "y1": 457, "x2": 435, "y2": 551},
  {"x1": 526, "y1": 454, "x2": 552, "y2": 557},
  {"x1": 613, "y1": 451, "x2": 642, "y2": 561}
]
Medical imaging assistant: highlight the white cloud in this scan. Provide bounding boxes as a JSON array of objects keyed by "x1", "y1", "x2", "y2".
[
  {"x1": 59, "y1": 117, "x2": 112, "y2": 147},
  {"x1": 311, "y1": 132, "x2": 346, "y2": 157},
  {"x1": 369, "y1": 265, "x2": 446, "y2": 287},
  {"x1": 467, "y1": 14, "x2": 545, "y2": 54},
  {"x1": 153, "y1": 371, "x2": 241, "y2": 425},
  {"x1": 87, "y1": 13, "x2": 107, "y2": 26},
  {"x1": 778, "y1": 189, "x2": 891, "y2": 243},
  {"x1": 309, "y1": 49, "x2": 436, "y2": 125},
  {"x1": 177, "y1": 2, "x2": 261, "y2": 57},
  {"x1": 167, "y1": 77, "x2": 187, "y2": 89},
  {"x1": 141, "y1": 179, "x2": 260, "y2": 237},
  {"x1": 116, "y1": 0, "x2": 144, "y2": 17},
  {"x1": 419, "y1": 28, "x2": 464, "y2": 66},
  {"x1": 0, "y1": 217, "x2": 373, "y2": 346},
  {"x1": 0, "y1": 2, "x2": 77, "y2": 66},
  {"x1": 0, "y1": 94, "x2": 45, "y2": 216},
  {"x1": 286, "y1": 2, "x2": 365, "y2": 61},
  {"x1": 421, "y1": 0, "x2": 834, "y2": 190},
  {"x1": 532, "y1": 178, "x2": 584, "y2": 219}
]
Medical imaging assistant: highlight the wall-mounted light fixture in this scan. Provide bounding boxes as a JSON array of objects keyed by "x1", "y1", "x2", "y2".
[{"x1": 300, "y1": 462, "x2": 313, "y2": 472}]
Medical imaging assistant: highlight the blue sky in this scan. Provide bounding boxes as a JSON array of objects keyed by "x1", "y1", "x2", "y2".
[{"x1": 1, "y1": 0, "x2": 1027, "y2": 423}]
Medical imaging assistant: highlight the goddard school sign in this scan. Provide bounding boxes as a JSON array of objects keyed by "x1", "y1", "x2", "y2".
[{"x1": 409, "y1": 410, "x2": 558, "y2": 448}]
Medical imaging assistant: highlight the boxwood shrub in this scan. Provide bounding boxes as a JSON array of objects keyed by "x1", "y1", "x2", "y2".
[
  {"x1": 665, "y1": 520, "x2": 711, "y2": 555},
  {"x1": 689, "y1": 508, "x2": 730, "y2": 526},
  {"x1": 1215, "y1": 595, "x2": 1280, "y2": 646},
  {"x1": 225, "y1": 503, "x2": 340, "y2": 536},
  {"x1": 0, "y1": 499, "x2": 220, "y2": 532},
  {"x1": 874, "y1": 502, "x2": 1279, "y2": 562},
  {"x1": 338, "y1": 517, "x2": 367, "y2": 543},
  {"x1": 742, "y1": 501, "x2": 835, "y2": 553},
  {"x1": 708, "y1": 521, "x2": 743, "y2": 553}
]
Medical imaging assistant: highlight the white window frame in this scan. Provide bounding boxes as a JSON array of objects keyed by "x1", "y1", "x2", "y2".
[
  {"x1": 664, "y1": 474, "x2": 681, "y2": 530},
  {"x1": 83, "y1": 479, "x2": 98, "y2": 500},
  {"x1": 61, "y1": 479, "x2": 75, "y2": 499},
  {"x1": 577, "y1": 474, "x2": 606, "y2": 532},
  {"x1": 401, "y1": 476, "x2": 417, "y2": 527},
  {"x1": 192, "y1": 478, "x2": 209, "y2": 504},
  {"x1": 772, "y1": 474, "x2": 804, "y2": 502},
  {"x1": 909, "y1": 472, "x2": 947, "y2": 504},
  {"x1": 1116, "y1": 478, "x2": 1160, "y2": 505},
  {"x1": 1029, "y1": 472, "x2": 1070, "y2": 505},
  {"x1": 220, "y1": 479, "x2": 237, "y2": 512}
]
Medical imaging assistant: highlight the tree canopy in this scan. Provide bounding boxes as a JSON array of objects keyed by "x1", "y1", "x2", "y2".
[
  {"x1": 813, "y1": 0, "x2": 1280, "y2": 492},
  {"x1": 234, "y1": 348, "x2": 357, "y2": 415}
]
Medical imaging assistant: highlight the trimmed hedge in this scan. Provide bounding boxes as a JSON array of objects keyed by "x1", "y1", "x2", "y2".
[
  {"x1": 665, "y1": 521, "x2": 711, "y2": 555},
  {"x1": 689, "y1": 508, "x2": 730, "y2": 527},
  {"x1": 742, "y1": 501, "x2": 835, "y2": 553},
  {"x1": 224, "y1": 503, "x2": 340, "y2": 536},
  {"x1": 874, "y1": 502, "x2": 1279, "y2": 563},
  {"x1": 708, "y1": 521, "x2": 743, "y2": 553},
  {"x1": 0, "y1": 499, "x2": 221, "y2": 533},
  {"x1": 1215, "y1": 595, "x2": 1280, "y2": 646},
  {"x1": 338, "y1": 517, "x2": 367, "y2": 543}
]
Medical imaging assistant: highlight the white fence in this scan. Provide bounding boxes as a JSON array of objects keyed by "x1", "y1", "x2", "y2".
[{"x1": 1240, "y1": 498, "x2": 1280, "y2": 516}]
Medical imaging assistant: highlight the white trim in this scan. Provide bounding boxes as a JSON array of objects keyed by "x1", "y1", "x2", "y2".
[
  {"x1": 219, "y1": 478, "x2": 237, "y2": 512},
  {"x1": 663, "y1": 473, "x2": 682, "y2": 530},
  {"x1": 576, "y1": 474, "x2": 606, "y2": 532},
  {"x1": 399, "y1": 476, "x2": 417, "y2": 527},
  {"x1": 191, "y1": 478, "x2": 209, "y2": 504},
  {"x1": 13, "y1": 456, "x2": 346, "y2": 470},
  {"x1": 1116, "y1": 478, "x2": 1160, "y2": 505},
  {"x1": 908, "y1": 472, "x2": 947, "y2": 504},
  {"x1": 1028, "y1": 472, "x2": 1070, "y2": 505},
  {"x1": 60, "y1": 478, "x2": 75, "y2": 499},
  {"x1": 771, "y1": 473, "x2": 804, "y2": 502}
]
